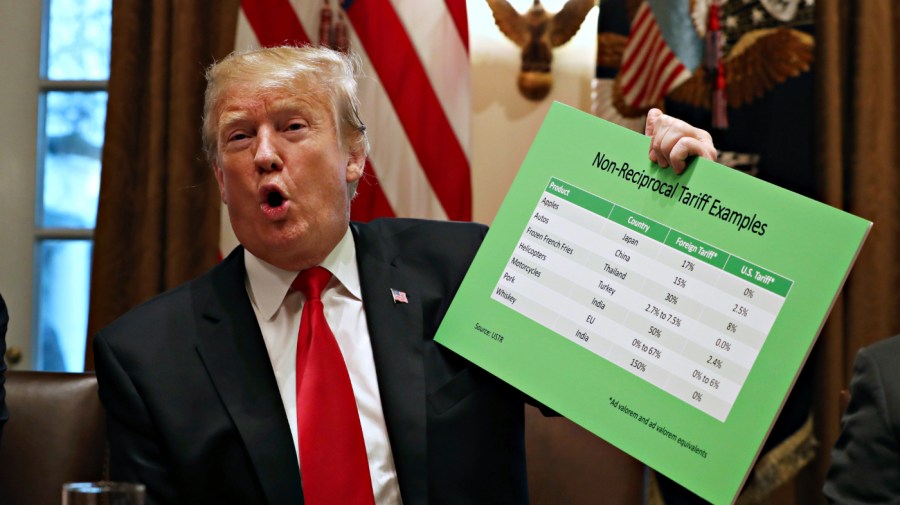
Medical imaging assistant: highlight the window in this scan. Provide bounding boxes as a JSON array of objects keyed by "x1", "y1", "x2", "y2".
[{"x1": 34, "y1": 0, "x2": 111, "y2": 371}]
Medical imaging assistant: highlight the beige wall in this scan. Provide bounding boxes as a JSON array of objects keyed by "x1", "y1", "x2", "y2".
[
  {"x1": 469, "y1": 0, "x2": 598, "y2": 224},
  {"x1": 0, "y1": 0, "x2": 42, "y2": 368}
]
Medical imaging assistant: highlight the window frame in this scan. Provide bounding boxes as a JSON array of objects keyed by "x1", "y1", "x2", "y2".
[{"x1": 29, "y1": 0, "x2": 110, "y2": 371}]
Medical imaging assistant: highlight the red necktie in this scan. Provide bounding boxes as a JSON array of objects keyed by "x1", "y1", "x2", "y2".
[{"x1": 293, "y1": 267, "x2": 375, "y2": 504}]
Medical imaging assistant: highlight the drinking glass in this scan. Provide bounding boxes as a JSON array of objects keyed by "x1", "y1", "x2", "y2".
[{"x1": 62, "y1": 481, "x2": 145, "y2": 505}]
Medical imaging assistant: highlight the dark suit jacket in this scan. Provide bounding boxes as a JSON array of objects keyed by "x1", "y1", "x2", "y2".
[
  {"x1": 94, "y1": 219, "x2": 529, "y2": 505},
  {"x1": 0, "y1": 292, "x2": 7, "y2": 439},
  {"x1": 825, "y1": 335, "x2": 900, "y2": 504}
]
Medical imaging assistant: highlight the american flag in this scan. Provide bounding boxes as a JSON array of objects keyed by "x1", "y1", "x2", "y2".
[
  {"x1": 390, "y1": 288, "x2": 408, "y2": 304},
  {"x1": 617, "y1": 0, "x2": 701, "y2": 111},
  {"x1": 236, "y1": 0, "x2": 471, "y2": 224}
]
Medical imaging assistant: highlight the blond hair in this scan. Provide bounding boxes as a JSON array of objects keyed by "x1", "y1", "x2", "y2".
[{"x1": 202, "y1": 45, "x2": 369, "y2": 167}]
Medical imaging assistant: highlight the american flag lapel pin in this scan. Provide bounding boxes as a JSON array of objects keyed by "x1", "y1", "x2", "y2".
[{"x1": 391, "y1": 288, "x2": 408, "y2": 304}]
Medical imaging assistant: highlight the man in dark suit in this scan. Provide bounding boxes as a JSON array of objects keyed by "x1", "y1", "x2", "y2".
[
  {"x1": 93, "y1": 45, "x2": 716, "y2": 504},
  {"x1": 825, "y1": 335, "x2": 900, "y2": 504}
]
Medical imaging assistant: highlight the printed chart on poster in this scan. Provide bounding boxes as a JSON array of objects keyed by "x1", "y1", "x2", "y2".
[
  {"x1": 495, "y1": 177, "x2": 792, "y2": 422},
  {"x1": 435, "y1": 103, "x2": 870, "y2": 504}
]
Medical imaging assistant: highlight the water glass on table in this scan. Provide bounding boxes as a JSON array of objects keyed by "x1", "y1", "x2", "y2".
[{"x1": 62, "y1": 481, "x2": 145, "y2": 505}]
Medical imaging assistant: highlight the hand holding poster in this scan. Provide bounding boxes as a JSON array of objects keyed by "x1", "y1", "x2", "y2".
[{"x1": 434, "y1": 102, "x2": 871, "y2": 504}]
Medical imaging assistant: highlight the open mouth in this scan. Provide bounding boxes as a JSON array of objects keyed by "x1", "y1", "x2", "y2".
[
  {"x1": 267, "y1": 190, "x2": 285, "y2": 208},
  {"x1": 259, "y1": 185, "x2": 289, "y2": 219},
  {"x1": 260, "y1": 184, "x2": 287, "y2": 207}
]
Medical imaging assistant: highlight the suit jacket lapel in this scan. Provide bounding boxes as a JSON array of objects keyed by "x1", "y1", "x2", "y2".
[
  {"x1": 352, "y1": 222, "x2": 428, "y2": 505},
  {"x1": 193, "y1": 248, "x2": 303, "y2": 505}
]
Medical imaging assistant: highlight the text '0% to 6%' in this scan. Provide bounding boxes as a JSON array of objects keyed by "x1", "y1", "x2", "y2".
[{"x1": 692, "y1": 369, "x2": 721, "y2": 390}]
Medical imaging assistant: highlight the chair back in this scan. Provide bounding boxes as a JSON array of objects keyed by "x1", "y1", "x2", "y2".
[
  {"x1": 0, "y1": 370, "x2": 107, "y2": 505},
  {"x1": 525, "y1": 405, "x2": 643, "y2": 504}
]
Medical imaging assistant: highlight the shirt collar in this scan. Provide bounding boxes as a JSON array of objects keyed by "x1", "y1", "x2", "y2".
[{"x1": 244, "y1": 227, "x2": 361, "y2": 320}]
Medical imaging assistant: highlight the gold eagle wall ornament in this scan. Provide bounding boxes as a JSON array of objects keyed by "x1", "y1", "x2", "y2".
[
  {"x1": 667, "y1": 27, "x2": 814, "y2": 110},
  {"x1": 487, "y1": 0, "x2": 596, "y2": 101},
  {"x1": 596, "y1": 0, "x2": 815, "y2": 118}
]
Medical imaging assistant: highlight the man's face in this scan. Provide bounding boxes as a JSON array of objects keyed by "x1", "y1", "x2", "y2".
[{"x1": 212, "y1": 82, "x2": 364, "y2": 271}]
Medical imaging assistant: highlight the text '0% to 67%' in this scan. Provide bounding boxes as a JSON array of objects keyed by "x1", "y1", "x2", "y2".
[{"x1": 632, "y1": 338, "x2": 662, "y2": 359}]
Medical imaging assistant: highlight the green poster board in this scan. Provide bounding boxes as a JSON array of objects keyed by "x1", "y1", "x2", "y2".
[{"x1": 434, "y1": 102, "x2": 871, "y2": 504}]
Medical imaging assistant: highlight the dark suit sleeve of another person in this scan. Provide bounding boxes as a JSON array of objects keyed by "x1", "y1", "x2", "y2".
[
  {"x1": 0, "y1": 293, "x2": 8, "y2": 439},
  {"x1": 825, "y1": 336, "x2": 900, "y2": 504}
]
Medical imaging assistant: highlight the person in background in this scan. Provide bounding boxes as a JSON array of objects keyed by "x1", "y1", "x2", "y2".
[
  {"x1": 93, "y1": 45, "x2": 717, "y2": 505},
  {"x1": 0, "y1": 292, "x2": 9, "y2": 441},
  {"x1": 825, "y1": 334, "x2": 900, "y2": 503}
]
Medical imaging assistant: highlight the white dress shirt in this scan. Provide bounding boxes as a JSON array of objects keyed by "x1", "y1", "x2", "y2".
[{"x1": 243, "y1": 228, "x2": 402, "y2": 504}]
